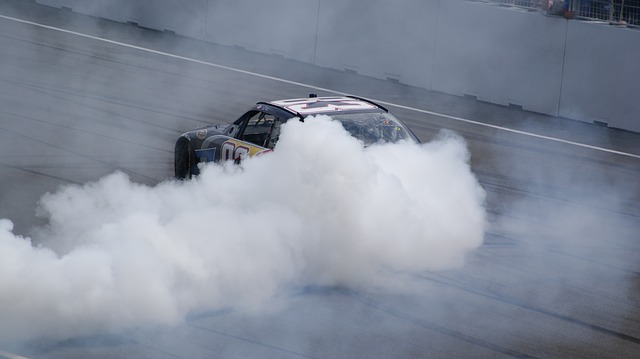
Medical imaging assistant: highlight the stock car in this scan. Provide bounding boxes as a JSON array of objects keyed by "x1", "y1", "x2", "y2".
[{"x1": 174, "y1": 95, "x2": 420, "y2": 179}]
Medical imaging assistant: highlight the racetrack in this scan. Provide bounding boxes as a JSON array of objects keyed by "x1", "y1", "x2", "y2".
[{"x1": 1, "y1": 2, "x2": 639, "y2": 358}]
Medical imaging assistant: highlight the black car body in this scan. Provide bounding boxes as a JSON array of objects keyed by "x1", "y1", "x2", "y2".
[{"x1": 174, "y1": 95, "x2": 419, "y2": 179}]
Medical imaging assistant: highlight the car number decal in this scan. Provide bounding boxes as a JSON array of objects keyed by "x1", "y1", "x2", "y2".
[{"x1": 221, "y1": 140, "x2": 269, "y2": 161}]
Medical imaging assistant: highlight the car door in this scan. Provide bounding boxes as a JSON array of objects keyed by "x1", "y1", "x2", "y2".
[{"x1": 216, "y1": 111, "x2": 279, "y2": 162}]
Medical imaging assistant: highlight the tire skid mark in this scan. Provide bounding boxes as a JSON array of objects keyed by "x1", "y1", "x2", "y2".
[
  {"x1": 187, "y1": 323, "x2": 318, "y2": 359},
  {"x1": 0, "y1": 120, "x2": 158, "y2": 183},
  {"x1": 479, "y1": 178, "x2": 640, "y2": 221},
  {"x1": 418, "y1": 273, "x2": 640, "y2": 346},
  {"x1": 335, "y1": 288, "x2": 539, "y2": 358},
  {"x1": 0, "y1": 76, "x2": 208, "y2": 131},
  {"x1": 0, "y1": 161, "x2": 79, "y2": 185},
  {"x1": 0, "y1": 78, "x2": 179, "y2": 140}
]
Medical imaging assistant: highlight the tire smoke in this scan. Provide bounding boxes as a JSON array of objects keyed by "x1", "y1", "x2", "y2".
[{"x1": 0, "y1": 116, "x2": 486, "y2": 342}]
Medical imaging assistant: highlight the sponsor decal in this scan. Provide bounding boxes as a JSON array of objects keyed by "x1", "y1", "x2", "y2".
[{"x1": 196, "y1": 129, "x2": 208, "y2": 140}]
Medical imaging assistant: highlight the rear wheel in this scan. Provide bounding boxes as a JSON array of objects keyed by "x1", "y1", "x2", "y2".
[{"x1": 174, "y1": 138, "x2": 197, "y2": 179}]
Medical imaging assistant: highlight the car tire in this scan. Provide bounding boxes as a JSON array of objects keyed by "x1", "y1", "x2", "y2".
[{"x1": 174, "y1": 138, "x2": 197, "y2": 179}]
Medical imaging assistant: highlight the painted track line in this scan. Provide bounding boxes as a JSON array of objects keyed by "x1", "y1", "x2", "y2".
[
  {"x1": 0, "y1": 350, "x2": 29, "y2": 359},
  {"x1": 1, "y1": 14, "x2": 638, "y2": 160}
]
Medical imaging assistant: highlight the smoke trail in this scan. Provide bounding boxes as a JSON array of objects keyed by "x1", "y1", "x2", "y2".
[{"x1": 0, "y1": 116, "x2": 486, "y2": 342}]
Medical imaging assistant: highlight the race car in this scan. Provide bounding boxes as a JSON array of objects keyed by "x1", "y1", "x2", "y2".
[{"x1": 174, "y1": 95, "x2": 420, "y2": 179}]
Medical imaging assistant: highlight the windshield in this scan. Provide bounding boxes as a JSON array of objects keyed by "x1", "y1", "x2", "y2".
[{"x1": 330, "y1": 112, "x2": 414, "y2": 146}]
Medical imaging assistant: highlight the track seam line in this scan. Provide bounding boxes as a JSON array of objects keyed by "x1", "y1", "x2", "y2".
[{"x1": 0, "y1": 14, "x2": 638, "y2": 160}]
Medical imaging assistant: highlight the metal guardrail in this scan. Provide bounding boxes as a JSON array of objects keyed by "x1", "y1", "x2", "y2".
[{"x1": 482, "y1": 0, "x2": 640, "y2": 26}]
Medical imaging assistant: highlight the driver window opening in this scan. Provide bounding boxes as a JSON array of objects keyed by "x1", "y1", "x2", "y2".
[{"x1": 240, "y1": 112, "x2": 278, "y2": 148}]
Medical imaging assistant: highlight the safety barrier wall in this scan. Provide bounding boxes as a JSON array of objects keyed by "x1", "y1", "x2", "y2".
[
  {"x1": 432, "y1": 1, "x2": 567, "y2": 116},
  {"x1": 35, "y1": 0, "x2": 208, "y2": 39},
  {"x1": 33, "y1": 0, "x2": 640, "y2": 132},
  {"x1": 35, "y1": 0, "x2": 100, "y2": 18},
  {"x1": 560, "y1": 21, "x2": 640, "y2": 132},
  {"x1": 102, "y1": 0, "x2": 207, "y2": 39},
  {"x1": 204, "y1": 0, "x2": 319, "y2": 64},
  {"x1": 314, "y1": 0, "x2": 439, "y2": 90}
]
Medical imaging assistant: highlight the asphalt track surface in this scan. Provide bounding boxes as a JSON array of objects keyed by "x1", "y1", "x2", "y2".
[{"x1": 1, "y1": 2, "x2": 639, "y2": 358}]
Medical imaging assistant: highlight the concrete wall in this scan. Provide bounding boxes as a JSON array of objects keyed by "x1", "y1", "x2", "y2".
[
  {"x1": 36, "y1": 0, "x2": 208, "y2": 39},
  {"x1": 35, "y1": 0, "x2": 101, "y2": 17},
  {"x1": 205, "y1": 0, "x2": 318, "y2": 64},
  {"x1": 432, "y1": 1, "x2": 566, "y2": 116},
  {"x1": 315, "y1": 0, "x2": 439, "y2": 89},
  {"x1": 102, "y1": 0, "x2": 207, "y2": 39},
  {"x1": 560, "y1": 21, "x2": 640, "y2": 132},
  {"x1": 33, "y1": 0, "x2": 640, "y2": 132}
]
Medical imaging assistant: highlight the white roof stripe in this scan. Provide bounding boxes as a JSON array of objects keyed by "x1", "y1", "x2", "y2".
[{"x1": 270, "y1": 97, "x2": 378, "y2": 115}]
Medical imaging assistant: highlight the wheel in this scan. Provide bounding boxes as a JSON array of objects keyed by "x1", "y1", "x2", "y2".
[{"x1": 174, "y1": 138, "x2": 198, "y2": 179}]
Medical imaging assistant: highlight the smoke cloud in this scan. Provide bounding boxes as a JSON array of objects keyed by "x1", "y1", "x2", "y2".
[{"x1": 0, "y1": 116, "x2": 486, "y2": 342}]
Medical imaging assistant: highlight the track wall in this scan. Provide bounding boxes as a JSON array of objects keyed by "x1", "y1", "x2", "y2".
[
  {"x1": 432, "y1": 1, "x2": 567, "y2": 116},
  {"x1": 33, "y1": 0, "x2": 640, "y2": 132},
  {"x1": 560, "y1": 21, "x2": 640, "y2": 132},
  {"x1": 204, "y1": 0, "x2": 319, "y2": 64},
  {"x1": 314, "y1": 0, "x2": 439, "y2": 90}
]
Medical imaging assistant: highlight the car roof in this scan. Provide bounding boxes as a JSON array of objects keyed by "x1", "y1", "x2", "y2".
[{"x1": 264, "y1": 95, "x2": 388, "y2": 118}]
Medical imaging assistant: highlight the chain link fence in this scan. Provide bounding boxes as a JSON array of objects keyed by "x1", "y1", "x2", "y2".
[{"x1": 482, "y1": 0, "x2": 640, "y2": 26}]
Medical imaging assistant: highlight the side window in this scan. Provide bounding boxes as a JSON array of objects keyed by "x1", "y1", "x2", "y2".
[
  {"x1": 239, "y1": 112, "x2": 278, "y2": 148},
  {"x1": 225, "y1": 123, "x2": 240, "y2": 138},
  {"x1": 227, "y1": 111, "x2": 257, "y2": 138}
]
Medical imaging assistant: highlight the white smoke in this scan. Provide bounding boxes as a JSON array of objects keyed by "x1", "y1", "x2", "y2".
[{"x1": 0, "y1": 116, "x2": 486, "y2": 342}]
